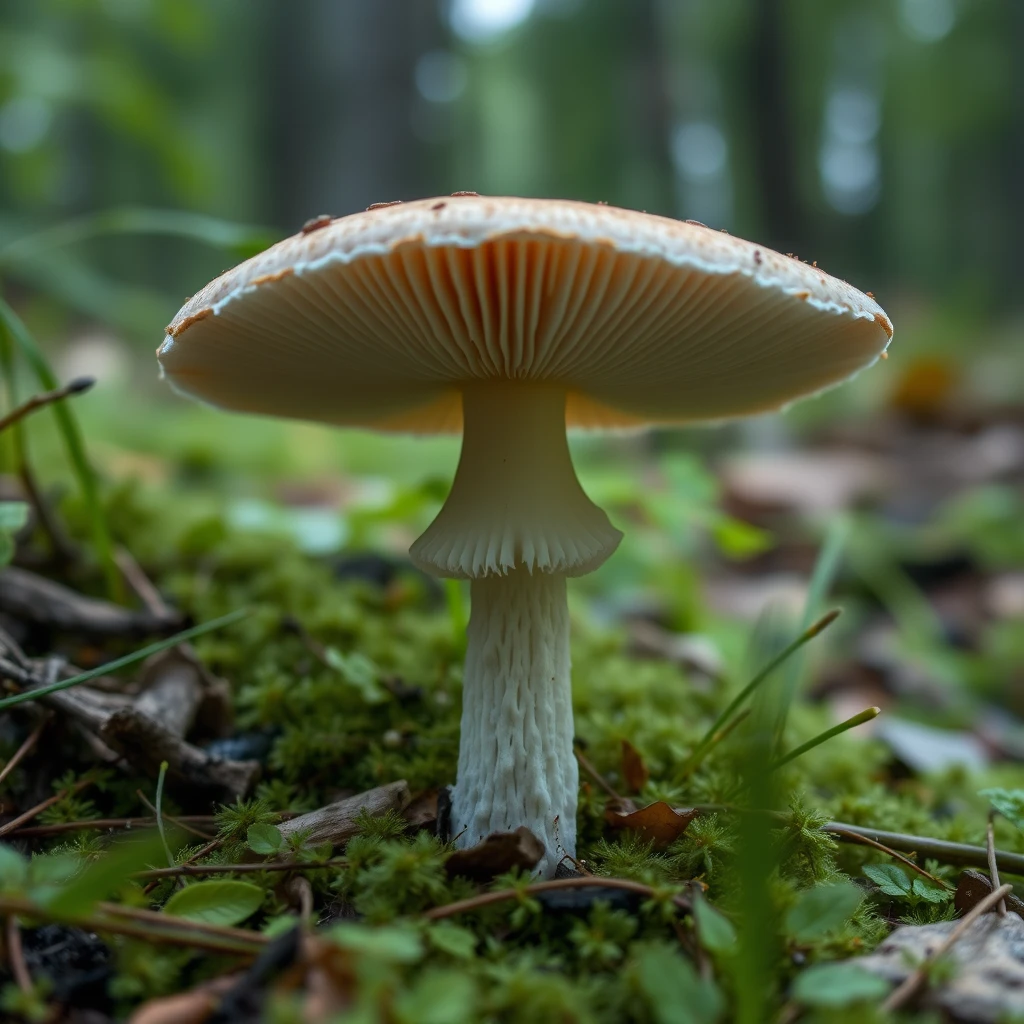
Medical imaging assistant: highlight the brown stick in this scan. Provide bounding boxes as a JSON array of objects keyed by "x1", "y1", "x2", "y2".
[
  {"x1": 0, "y1": 775, "x2": 96, "y2": 837},
  {"x1": 987, "y1": 813, "x2": 1007, "y2": 916},
  {"x1": 574, "y1": 746, "x2": 621, "y2": 801},
  {"x1": 135, "y1": 790, "x2": 214, "y2": 840},
  {"x1": 135, "y1": 858, "x2": 347, "y2": 881},
  {"x1": 0, "y1": 714, "x2": 50, "y2": 788},
  {"x1": 423, "y1": 876, "x2": 691, "y2": 921},
  {"x1": 881, "y1": 883, "x2": 1013, "y2": 1012},
  {"x1": 0, "y1": 377, "x2": 95, "y2": 434},
  {"x1": 8, "y1": 815, "x2": 217, "y2": 838},
  {"x1": 5, "y1": 915, "x2": 32, "y2": 993},
  {"x1": 827, "y1": 827, "x2": 949, "y2": 889}
]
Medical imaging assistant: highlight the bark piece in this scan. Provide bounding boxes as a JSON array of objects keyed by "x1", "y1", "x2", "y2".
[
  {"x1": 276, "y1": 781, "x2": 411, "y2": 848},
  {"x1": 855, "y1": 912, "x2": 1024, "y2": 1022},
  {"x1": 100, "y1": 707, "x2": 259, "y2": 801}
]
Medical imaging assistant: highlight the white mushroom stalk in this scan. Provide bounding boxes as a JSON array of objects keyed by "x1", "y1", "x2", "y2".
[{"x1": 410, "y1": 383, "x2": 621, "y2": 874}]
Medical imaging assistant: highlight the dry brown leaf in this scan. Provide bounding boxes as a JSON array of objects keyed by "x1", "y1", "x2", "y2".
[
  {"x1": 620, "y1": 739, "x2": 649, "y2": 793},
  {"x1": 445, "y1": 826, "x2": 545, "y2": 881},
  {"x1": 128, "y1": 975, "x2": 237, "y2": 1024},
  {"x1": 604, "y1": 799, "x2": 697, "y2": 847}
]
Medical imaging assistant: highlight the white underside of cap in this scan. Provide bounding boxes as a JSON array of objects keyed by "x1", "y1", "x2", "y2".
[{"x1": 159, "y1": 196, "x2": 893, "y2": 433}]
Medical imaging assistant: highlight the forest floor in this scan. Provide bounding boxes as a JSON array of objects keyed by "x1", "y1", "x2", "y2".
[{"x1": 1, "y1": 354, "x2": 1024, "y2": 1023}]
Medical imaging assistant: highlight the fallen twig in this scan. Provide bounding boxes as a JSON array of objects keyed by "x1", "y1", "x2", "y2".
[
  {"x1": 987, "y1": 813, "x2": 1007, "y2": 916},
  {"x1": 0, "y1": 774, "x2": 96, "y2": 838},
  {"x1": 827, "y1": 826, "x2": 949, "y2": 889},
  {"x1": 4, "y1": 914, "x2": 32, "y2": 994},
  {"x1": 0, "y1": 714, "x2": 50, "y2": 788},
  {"x1": 881, "y1": 883, "x2": 1013, "y2": 1012},
  {"x1": 0, "y1": 376, "x2": 94, "y2": 434},
  {"x1": 135, "y1": 858, "x2": 347, "y2": 881},
  {"x1": 0, "y1": 565, "x2": 182, "y2": 638},
  {"x1": 574, "y1": 746, "x2": 621, "y2": 801},
  {"x1": 423, "y1": 876, "x2": 690, "y2": 921},
  {"x1": 0, "y1": 894, "x2": 267, "y2": 957}
]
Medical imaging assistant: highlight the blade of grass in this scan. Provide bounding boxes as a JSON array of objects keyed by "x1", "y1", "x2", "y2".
[
  {"x1": 680, "y1": 609, "x2": 841, "y2": 776},
  {"x1": 155, "y1": 760, "x2": 174, "y2": 868},
  {"x1": 0, "y1": 294, "x2": 119, "y2": 599},
  {"x1": 0, "y1": 207, "x2": 273, "y2": 266},
  {"x1": 770, "y1": 707, "x2": 880, "y2": 770},
  {"x1": 0, "y1": 608, "x2": 247, "y2": 711}
]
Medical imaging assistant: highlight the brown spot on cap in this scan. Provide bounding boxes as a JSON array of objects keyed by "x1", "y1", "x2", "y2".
[
  {"x1": 794, "y1": 291, "x2": 810, "y2": 301},
  {"x1": 168, "y1": 307, "x2": 213, "y2": 337},
  {"x1": 249, "y1": 268, "x2": 294, "y2": 288},
  {"x1": 431, "y1": 201, "x2": 447, "y2": 211},
  {"x1": 875, "y1": 312, "x2": 894, "y2": 339},
  {"x1": 880, "y1": 350, "x2": 888, "y2": 359},
  {"x1": 366, "y1": 200, "x2": 404, "y2": 211},
  {"x1": 450, "y1": 190, "x2": 480, "y2": 197},
  {"x1": 866, "y1": 291, "x2": 875, "y2": 298},
  {"x1": 753, "y1": 250, "x2": 763, "y2": 265},
  {"x1": 685, "y1": 219, "x2": 707, "y2": 228},
  {"x1": 301, "y1": 215, "x2": 333, "y2": 234}
]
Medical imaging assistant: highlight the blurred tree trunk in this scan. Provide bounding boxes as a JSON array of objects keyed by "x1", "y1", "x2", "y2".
[
  {"x1": 1010, "y1": 0, "x2": 1024, "y2": 300},
  {"x1": 744, "y1": 0, "x2": 805, "y2": 253},
  {"x1": 267, "y1": 0, "x2": 446, "y2": 229}
]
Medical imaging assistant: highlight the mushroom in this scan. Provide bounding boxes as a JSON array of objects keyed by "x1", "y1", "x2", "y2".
[{"x1": 157, "y1": 195, "x2": 892, "y2": 877}]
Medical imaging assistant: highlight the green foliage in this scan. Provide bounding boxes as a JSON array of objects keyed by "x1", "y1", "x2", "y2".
[
  {"x1": 862, "y1": 864, "x2": 950, "y2": 907},
  {"x1": 791, "y1": 962, "x2": 889, "y2": 1008},
  {"x1": 693, "y1": 891, "x2": 737, "y2": 955},
  {"x1": 633, "y1": 942, "x2": 724, "y2": 1024},
  {"x1": 784, "y1": 881, "x2": 863, "y2": 943},
  {"x1": 0, "y1": 499, "x2": 28, "y2": 565},
  {"x1": 979, "y1": 787, "x2": 1024, "y2": 831},
  {"x1": 162, "y1": 879, "x2": 265, "y2": 926},
  {"x1": 246, "y1": 823, "x2": 284, "y2": 856}
]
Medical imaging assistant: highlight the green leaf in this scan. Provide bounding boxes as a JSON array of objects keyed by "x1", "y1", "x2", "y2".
[
  {"x1": 635, "y1": 943, "x2": 724, "y2": 1024},
  {"x1": 910, "y1": 877, "x2": 952, "y2": 903},
  {"x1": 41, "y1": 833, "x2": 167, "y2": 917},
  {"x1": 327, "y1": 923, "x2": 424, "y2": 964},
  {"x1": 247, "y1": 823, "x2": 284, "y2": 856},
  {"x1": 395, "y1": 970, "x2": 476, "y2": 1024},
  {"x1": 784, "y1": 881, "x2": 863, "y2": 942},
  {"x1": 863, "y1": 863, "x2": 913, "y2": 898},
  {"x1": 163, "y1": 880, "x2": 264, "y2": 926},
  {"x1": 693, "y1": 892, "x2": 737, "y2": 954},
  {"x1": 980, "y1": 788, "x2": 1024, "y2": 832},
  {"x1": 427, "y1": 922, "x2": 478, "y2": 960},
  {"x1": 0, "y1": 845, "x2": 28, "y2": 891},
  {"x1": 792, "y1": 962, "x2": 890, "y2": 1007},
  {"x1": 324, "y1": 648, "x2": 385, "y2": 704}
]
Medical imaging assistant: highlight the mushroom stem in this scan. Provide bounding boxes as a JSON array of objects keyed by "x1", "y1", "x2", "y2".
[
  {"x1": 452, "y1": 569, "x2": 575, "y2": 876},
  {"x1": 410, "y1": 383, "x2": 621, "y2": 579}
]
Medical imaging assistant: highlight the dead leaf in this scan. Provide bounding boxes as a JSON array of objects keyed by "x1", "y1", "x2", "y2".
[
  {"x1": 445, "y1": 826, "x2": 545, "y2": 881},
  {"x1": 604, "y1": 799, "x2": 697, "y2": 847},
  {"x1": 955, "y1": 869, "x2": 1024, "y2": 920},
  {"x1": 621, "y1": 739, "x2": 650, "y2": 793},
  {"x1": 402, "y1": 788, "x2": 439, "y2": 831}
]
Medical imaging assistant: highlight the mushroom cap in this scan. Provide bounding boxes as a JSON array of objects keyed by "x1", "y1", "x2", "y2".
[{"x1": 158, "y1": 195, "x2": 893, "y2": 433}]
